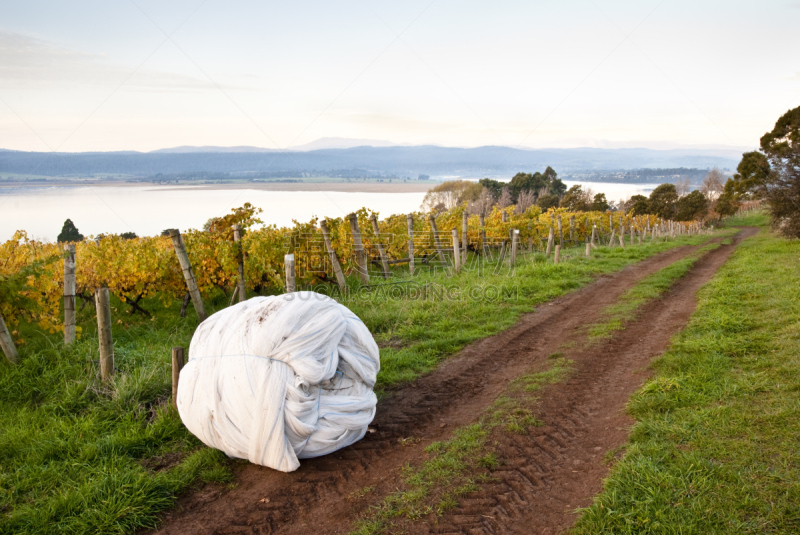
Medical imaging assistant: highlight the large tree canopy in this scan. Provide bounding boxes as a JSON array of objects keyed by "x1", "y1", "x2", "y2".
[
  {"x1": 648, "y1": 184, "x2": 678, "y2": 219},
  {"x1": 731, "y1": 151, "x2": 771, "y2": 198},
  {"x1": 760, "y1": 106, "x2": 800, "y2": 238},
  {"x1": 675, "y1": 190, "x2": 709, "y2": 221}
]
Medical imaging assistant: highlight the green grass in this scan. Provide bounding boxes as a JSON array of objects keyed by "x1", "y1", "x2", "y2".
[
  {"x1": 0, "y1": 231, "x2": 724, "y2": 534},
  {"x1": 351, "y1": 358, "x2": 574, "y2": 534},
  {"x1": 573, "y1": 217, "x2": 800, "y2": 534}
]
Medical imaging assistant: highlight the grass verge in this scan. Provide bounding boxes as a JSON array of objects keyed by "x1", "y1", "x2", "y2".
[{"x1": 573, "y1": 214, "x2": 800, "y2": 533}]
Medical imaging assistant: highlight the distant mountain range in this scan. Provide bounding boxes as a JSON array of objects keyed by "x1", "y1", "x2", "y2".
[{"x1": 0, "y1": 139, "x2": 745, "y2": 180}]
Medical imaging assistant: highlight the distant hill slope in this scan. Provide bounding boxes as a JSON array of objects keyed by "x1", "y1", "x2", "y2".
[{"x1": 0, "y1": 145, "x2": 742, "y2": 178}]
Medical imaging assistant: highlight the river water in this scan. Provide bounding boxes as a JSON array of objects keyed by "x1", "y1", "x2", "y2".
[{"x1": 0, "y1": 181, "x2": 661, "y2": 242}]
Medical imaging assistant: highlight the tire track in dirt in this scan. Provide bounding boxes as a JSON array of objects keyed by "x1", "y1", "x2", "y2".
[
  {"x1": 149, "y1": 235, "x2": 738, "y2": 535},
  {"x1": 425, "y1": 227, "x2": 757, "y2": 535}
]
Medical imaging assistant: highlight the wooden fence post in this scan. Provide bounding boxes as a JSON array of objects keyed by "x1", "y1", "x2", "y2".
[
  {"x1": 284, "y1": 253, "x2": 296, "y2": 292},
  {"x1": 502, "y1": 211, "x2": 508, "y2": 223},
  {"x1": 429, "y1": 214, "x2": 447, "y2": 265},
  {"x1": 95, "y1": 288, "x2": 114, "y2": 382},
  {"x1": 349, "y1": 214, "x2": 369, "y2": 284},
  {"x1": 370, "y1": 214, "x2": 390, "y2": 280},
  {"x1": 462, "y1": 211, "x2": 468, "y2": 265},
  {"x1": 0, "y1": 312, "x2": 19, "y2": 364},
  {"x1": 172, "y1": 346, "x2": 184, "y2": 409},
  {"x1": 451, "y1": 229, "x2": 461, "y2": 274},
  {"x1": 168, "y1": 230, "x2": 207, "y2": 322},
  {"x1": 585, "y1": 241, "x2": 591, "y2": 257},
  {"x1": 591, "y1": 224, "x2": 598, "y2": 249},
  {"x1": 569, "y1": 215, "x2": 575, "y2": 243},
  {"x1": 479, "y1": 214, "x2": 487, "y2": 256},
  {"x1": 319, "y1": 220, "x2": 347, "y2": 291},
  {"x1": 64, "y1": 244, "x2": 76, "y2": 344},
  {"x1": 232, "y1": 224, "x2": 246, "y2": 303},
  {"x1": 546, "y1": 227, "x2": 554, "y2": 257},
  {"x1": 557, "y1": 215, "x2": 564, "y2": 247},
  {"x1": 406, "y1": 214, "x2": 415, "y2": 275},
  {"x1": 554, "y1": 244, "x2": 561, "y2": 264},
  {"x1": 510, "y1": 229, "x2": 519, "y2": 266}
]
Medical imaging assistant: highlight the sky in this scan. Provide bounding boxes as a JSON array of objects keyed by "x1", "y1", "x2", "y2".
[{"x1": 1, "y1": 0, "x2": 798, "y2": 153}]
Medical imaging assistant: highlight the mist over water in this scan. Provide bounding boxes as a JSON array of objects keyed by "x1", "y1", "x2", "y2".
[{"x1": 1, "y1": 182, "x2": 661, "y2": 242}]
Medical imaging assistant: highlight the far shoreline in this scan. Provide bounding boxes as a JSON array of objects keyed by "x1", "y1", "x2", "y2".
[{"x1": 0, "y1": 180, "x2": 436, "y2": 194}]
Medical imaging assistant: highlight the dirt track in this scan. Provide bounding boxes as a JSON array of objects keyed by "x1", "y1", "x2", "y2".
[{"x1": 152, "y1": 229, "x2": 755, "y2": 535}]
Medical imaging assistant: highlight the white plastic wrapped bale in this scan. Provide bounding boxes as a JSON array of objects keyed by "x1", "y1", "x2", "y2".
[{"x1": 177, "y1": 292, "x2": 380, "y2": 472}]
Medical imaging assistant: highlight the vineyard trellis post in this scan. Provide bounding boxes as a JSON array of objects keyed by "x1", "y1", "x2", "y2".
[
  {"x1": 349, "y1": 214, "x2": 369, "y2": 284},
  {"x1": 284, "y1": 254, "x2": 296, "y2": 292},
  {"x1": 406, "y1": 214, "x2": 415, "y2": 275},
  {"x1": 451, "y1": 229, "x2": 460, "y2": 274},
  {"x1": 369, "y1": 214, "x2": 390, "y2": 280},
  {"x1": 0, "y1": 312, "x2": 19, "y2": 364},
  {"x1": 429, "y1": 214, "x2": 447, "y2": 266},
  {"x1": 591, "y1": 224, "x2": 598, "y2": 249},
  {"x1": 320, "y1": 220, "x2": 347, "y2": 291},
  {"x1": 554, "y1": 244, "x2": 561, "y2": 264},
  {"x1": 95, "y1": 288, "x2": 114, "y2": 382},
  {"x1": 172, "y1": 346, "x2": 184, "y2": 409},
  {"x1": 232, "y1": 224, "x2": 246, "y2": 303},
  {"x1": 168, "y1": 229, "x2": 207, "y2": 322},
  {"x1": 585, "y1": 240, "x2": 591, "y2": 257},
  {"x1": 557, "y1": 215, "x2": 564, "y2": 247},
  {"x1": 479, "y1": 214, "x2": 487, "y2": 256},
  {"x1": 510, "y1": 229, "x2": 518, "y2": 266},
  {"x1": 618, "y1": 218, "x2": 626, "y2": 248},
  {"x1": 462, "y1": 211, "x2": 468, "y2": 265},
  {"x1": 546, "y1": 227, "x2": 554, "y2": 257},
  {"x1": 64, "y1": 243, "x2": 76, "y2": 344},
  {"x1": 569, "y1": 215, "x2": 575, "y2": 243}
]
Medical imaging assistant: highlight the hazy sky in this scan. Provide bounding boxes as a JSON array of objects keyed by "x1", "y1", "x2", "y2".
[{"x1": 1, "y1": 0, "x2": 798, "y2": 153}]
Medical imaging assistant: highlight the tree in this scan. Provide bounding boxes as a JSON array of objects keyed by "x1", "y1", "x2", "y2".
[
  {"x1": 760, "y1": 106, "x2": 800, "y2": 238},
  {"x1": 497, "y1": 186, "x2": 514, "y2": 209},
  {"x1": 120, "y1": 232, "x2": 137, "y2": 240},
  {"x1": 515, "y1": 190, "x2": 536, "y2": 213},
  {"x1": 57, "y1": 219, "x2": 84, "y2": 243},
  {"x1": 560, "y1": 185, "x2": 590, "y2": 211},
  {"x1": 478, "y1": 178, "x2": 504, "y2": 200},
  {"x1": 627, "y1": 195, "x2": 650, "y2": 215},
  {"x1": 701, "y1": 168, "x2": 725, "y2": 201},
  {"x1": 537, "y1": 194, "x2": 560, "y2": 211},
  {"x1": 648, "y1": 183, "x2": 679, "y2": 219},
  {"x1": 468, "y1": 187, "x2": 496, "y2": 216},
  {"x1": 591, "y1": 193, "x2": 610, "y2": 212},
  {"x1": 674, "y1": 177, "x2": 691, "y2": 197},
  {"x1": 675, "y1": 190, "x2": 708, "y2": 220},
  {"x1": 715, "y1": 179, "x2": 739, "y2": 217},
  {"x1": 421, "y1": 180, "x2": 482, "y2": 212},
  {"x1": 731, "y1": 151, "x2": 770, "y2": 198}
]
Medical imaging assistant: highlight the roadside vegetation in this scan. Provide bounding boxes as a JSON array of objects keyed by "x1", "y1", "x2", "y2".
[
  {"x1": 0, "y1": 231, "x2": 720, "y2": 534},
  {"x1": 349, "y1": 232, "x2": 738, "y2": 534},
  {"x1": 573, "y1": 211, "x2": 800, "y2": 534}
]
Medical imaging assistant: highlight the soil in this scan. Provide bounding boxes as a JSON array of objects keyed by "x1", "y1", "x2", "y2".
[{"x1": 149, "y1": 229, "x2": 756, "y2": 535}]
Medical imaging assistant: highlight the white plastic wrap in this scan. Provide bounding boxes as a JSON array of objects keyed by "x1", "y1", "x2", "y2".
[{"x1": 176, "y1": 292, "x2": 380, "y2": 472}]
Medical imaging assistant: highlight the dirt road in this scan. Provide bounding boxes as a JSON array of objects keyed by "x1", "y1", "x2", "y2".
[{"x1": 152, "y1": 228, "x2": 755, "y2": 535}]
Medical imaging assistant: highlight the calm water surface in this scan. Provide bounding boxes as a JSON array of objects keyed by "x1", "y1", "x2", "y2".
[{"x1": 1, "y1": 181, "x2": 660, "y2": 242}]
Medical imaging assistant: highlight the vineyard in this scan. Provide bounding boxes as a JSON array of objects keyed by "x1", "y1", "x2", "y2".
[{"x1": 1, "y1": 203, "x2": 700, "y2": 350}]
